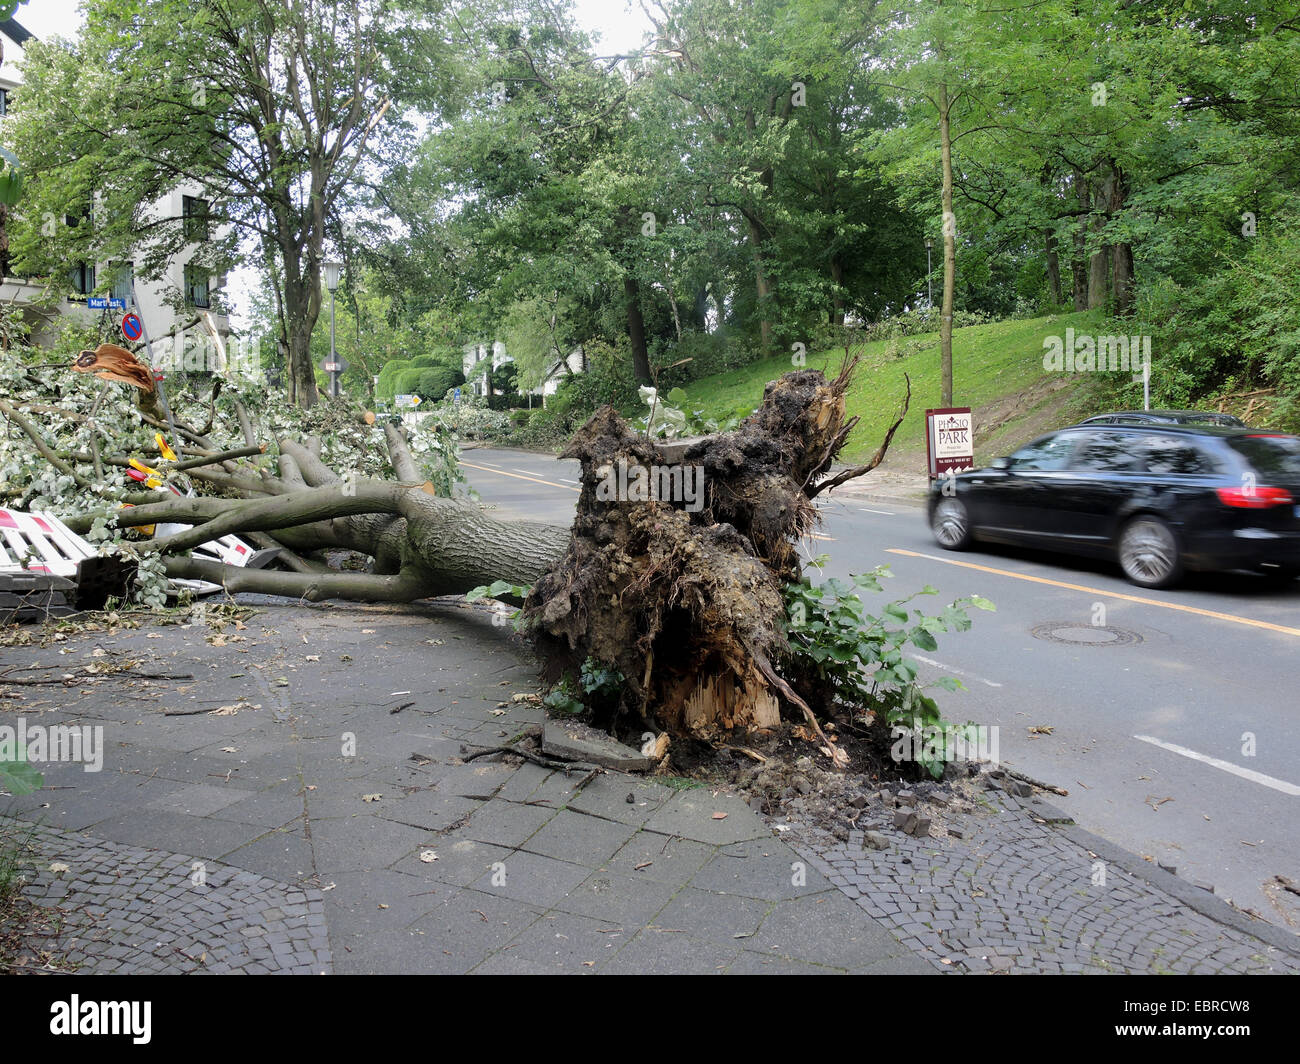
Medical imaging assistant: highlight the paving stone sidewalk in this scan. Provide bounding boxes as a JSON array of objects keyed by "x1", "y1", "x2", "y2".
[
  {"x1": 3, "y1": 599, "x2": 1297, "y2": 974},
  {"x1": 788, "y1": 789, "x2": 1300, "y2": 975},
  {"x1": 0, "y1": 600, "x2": 927, "y2": 974}
]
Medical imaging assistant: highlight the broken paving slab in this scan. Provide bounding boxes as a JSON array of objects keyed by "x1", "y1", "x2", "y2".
[{"x1": 541, "y1": 719, "x2": 651, "y2": 772}]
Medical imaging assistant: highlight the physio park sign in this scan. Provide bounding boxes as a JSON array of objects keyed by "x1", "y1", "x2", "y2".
[{"x1": 926, "y1": 407, "x2": 974, "y2": 479}]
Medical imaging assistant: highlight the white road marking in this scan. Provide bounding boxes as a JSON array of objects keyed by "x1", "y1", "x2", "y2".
[
  {"x1": 1133, "y1": 735, "x2": 1300, "y2": 796},
  {"x1": 857, "y1": 507, "x2": 897, "y2": 516},
  {"x1": 511, "y1": 468, "x2": 541, "y2": 475},
  {"x1": 911, "y1": 653, "x2": 1003, "y2": 688}
]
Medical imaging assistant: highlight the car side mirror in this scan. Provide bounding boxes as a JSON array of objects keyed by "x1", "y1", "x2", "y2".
[{"x1": 991, "y1": 457, "x2": 1011, "y2": 471}]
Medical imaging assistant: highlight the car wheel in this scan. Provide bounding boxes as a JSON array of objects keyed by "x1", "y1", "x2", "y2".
[
  {"x1": 1118, "y1": 516, "x2": 1183, "y2": 588},
  {"x1": 932, "y1": 497, "x2": 973, "y2": 550}
]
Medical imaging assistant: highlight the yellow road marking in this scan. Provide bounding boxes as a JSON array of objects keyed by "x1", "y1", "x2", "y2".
[
  {"x1": 885, "y1": 548, "x2": 1300, "y2": 638},
  {"x1": 461, "y1": 459, "x2": 580, "y2": 494}
]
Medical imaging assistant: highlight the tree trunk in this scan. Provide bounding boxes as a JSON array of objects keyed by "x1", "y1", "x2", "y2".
[
  {"x1": 744, "y1": 213, "x2": 774, "y2": 354},
  {"x1": 282, "y1": 266, "x2": 322, "y2": 410},
  {"x1": 830, "y1": 256, "x2": 845, "y2": 327},
  {"x1": 693, "y1": 286, "x2": 709, "y2": 330},
  {"x1": 939, "y1": 81, "x2": 956, "y2": 407},
  {"x1": 1040, "y1": 168, "x2": 1062, "y2": 306},
  {"x1": 1044, "y1": 228, "x2": 1062, "y2": 306},
  {"x1": 1112, "y1": 242, "x2": 1134, "y2": 317},
  {"x1": 1071, "y1": 167, "x2": 1090, "y2": 311},
  {"x1": 624, "y1": 275, "x2": 652, "y2": 386},
  {"x1": 1108, "y1": 163, "x2": 1133, "y2": 316},
  {"x1": 1087, "y1": 170, "x2": 1112, "y2": 311}
]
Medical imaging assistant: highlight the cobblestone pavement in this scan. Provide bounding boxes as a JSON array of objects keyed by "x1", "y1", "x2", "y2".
[
  {"x1": 11, "y1": 822, "x2": 330, "y2": 973},
  {"x1": 788, "y1": 784, "x2": 1300, "y2": 975}
]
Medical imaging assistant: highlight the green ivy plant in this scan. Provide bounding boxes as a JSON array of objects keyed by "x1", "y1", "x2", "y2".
[
  {"x1": 465, "y1": 580, "x2": 532, "y2": 632},
  {"x1": 780, "y1": 560, "x2": 995, "y2": 778},
  {"x1": 542, "y1": 679, "x2": 586, "y2": 717},
  {"x1": 540, "y1": 656, "x2": 626, "y2": 718}
]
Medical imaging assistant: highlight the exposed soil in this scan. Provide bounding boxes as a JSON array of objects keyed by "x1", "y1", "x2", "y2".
[
  {"x1": 651, "y1": 718, "x2": 996, "y2": 851},
  {"x1": 528, "y1": 366, "x2": 876, "y2": 741}
]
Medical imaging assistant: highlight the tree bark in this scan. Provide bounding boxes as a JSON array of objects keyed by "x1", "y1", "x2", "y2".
[
  {"x1": 1108, "y1": 162, "x2": 1133, "y2": 316},
  {"x1": 830, "y1": 256, "x2": 846, "y2": 326},
  {"x1": 1088, "y1": 170, "x2": 1112, "y2": 311},
  {"x1": 1071, "y1": 167, "x2": 1090, "y2": 311},
  {"x1": 939, "y1": 81, "x2": 956, "y2": 407},
  {"x1": 1044, "y1": 228, "x2": 1063, "y2": 306},
  {"x1": 745, "y1": 213, "x2": 775, "y2": 354},
  {"x1": 624, "y1": 275, "x2": 652, "y2": 386}
]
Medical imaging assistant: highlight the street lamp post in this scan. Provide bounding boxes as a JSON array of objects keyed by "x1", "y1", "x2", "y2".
[
  {"x1": 925, "y1": 237, "x2": 933, "y2": 309},
  {"x1": 323, "y1": 261, "x2": 342, "y2": 397}
]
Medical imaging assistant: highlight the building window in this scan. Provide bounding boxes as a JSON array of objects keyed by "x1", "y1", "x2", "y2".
[
  {"x1": 0, "y1": 89, "x2": 8, "y2": 117},
  {"x1": 68, "y1": 262, "x2": 95, "y2": 299},
  {"x1": 182, "y1": 196, "x2": 210, "y2": 242},
  {"x1": 64, "y1": 193, "x2": 94, "y2": 231},
  {"x1": 185, "y1": 264, "x2": 210, "y2": 308},
  {"x1": 109, "y1": 262, "x2": 134, "y2": 304}
]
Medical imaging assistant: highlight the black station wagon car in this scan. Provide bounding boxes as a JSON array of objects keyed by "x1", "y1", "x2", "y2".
[{"x1": 927, "y1": 424, "x2": 1300, "y2": 588}]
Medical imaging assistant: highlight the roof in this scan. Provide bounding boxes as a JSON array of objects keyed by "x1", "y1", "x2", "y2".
[{"x1": 0, "y1": 17, "x2": 34, "y2": 47}]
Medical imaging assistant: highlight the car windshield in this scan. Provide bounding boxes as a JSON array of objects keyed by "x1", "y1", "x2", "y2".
[{"x1": 1227, "y1": 435, "x2": 1300, "y2": 478}]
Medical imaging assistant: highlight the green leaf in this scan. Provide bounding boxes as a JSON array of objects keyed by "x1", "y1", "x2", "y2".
[
  {"x1": 0, "y1": 758, "x2": 43, "y2": 796},
  {"x1": 910, "y1": 628, "x2": 938, "y2": 652}
]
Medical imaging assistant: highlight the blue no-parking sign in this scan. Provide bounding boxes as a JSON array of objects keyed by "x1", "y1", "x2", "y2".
[{"x1": 121, "y1": 313, "x2": 143, "y2": 342}]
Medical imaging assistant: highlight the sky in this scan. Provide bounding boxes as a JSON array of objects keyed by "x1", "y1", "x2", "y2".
[
  {"x1": 10, "y1": 0, "x2": 82, "y2": 41},
  {"x1": 11, "y1": 0, "x2": 653, "y2": 49}
]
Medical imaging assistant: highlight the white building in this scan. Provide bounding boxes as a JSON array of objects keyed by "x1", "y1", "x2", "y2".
[
  {"x1": 461, "y1": 341, "x2": 513, "y2": 397},
  {"x1": 461, "y1": 341, "x2": 586, "y2": 400},
  {"x1": 0, "y1": 16, "x2": 231, "y2": 357},
  {"x1": 537, "y1": 346, "x2": 587, "y2": 398}
]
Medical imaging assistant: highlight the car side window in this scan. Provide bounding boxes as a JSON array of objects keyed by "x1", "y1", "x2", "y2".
[
  {"x1": 1070, "y1": 431, "x2": 1140, "y2": 472},
  {"x1": 1139, "y1": 434, "x2": 1220, "y2": 475},
  {"x1": 1010, "y1": 434, "x2": 1076, "y2": 471}
]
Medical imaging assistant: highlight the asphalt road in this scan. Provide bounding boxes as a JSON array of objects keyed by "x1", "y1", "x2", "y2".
[{"x1": 461, "y1": 445, "x2": 1300, "y2": 927}]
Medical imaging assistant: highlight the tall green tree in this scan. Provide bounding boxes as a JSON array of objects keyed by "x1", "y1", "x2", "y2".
[{"x1": 5, "y1": 0, "x2": 457, "y2": 407}]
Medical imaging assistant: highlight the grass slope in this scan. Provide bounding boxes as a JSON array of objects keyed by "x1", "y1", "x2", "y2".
[{"x1": 678, "y1": 311, "x2": 1116, "y2": 468}]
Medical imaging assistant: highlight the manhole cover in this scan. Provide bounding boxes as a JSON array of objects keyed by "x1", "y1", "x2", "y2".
[{"x1": 1029, "y1": 622, "x2": 1144, "y2": 647}]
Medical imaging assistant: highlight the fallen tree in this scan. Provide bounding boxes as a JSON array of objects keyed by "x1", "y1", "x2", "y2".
[{"x1": 3, "y1": 352, "x2": 908, "y2": 747}]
